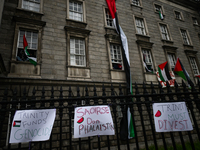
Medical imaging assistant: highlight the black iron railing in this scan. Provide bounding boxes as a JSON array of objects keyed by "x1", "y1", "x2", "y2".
[{"x1": 0, "y1": 80, "x2": 200, "y2": 150}]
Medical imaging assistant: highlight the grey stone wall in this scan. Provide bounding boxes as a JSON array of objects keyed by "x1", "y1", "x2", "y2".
[{"x1": 0, "y1": 0, "x2": 199, "y2": 84}]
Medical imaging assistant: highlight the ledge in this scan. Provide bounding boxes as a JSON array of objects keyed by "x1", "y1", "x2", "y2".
[
  {"x1": 184, "y1": 50, "x2": 198, "y2": 55},
  {"x1": 130, "y1": 4, "x2": 143, "y2": 9},
  {"x1": 66, "y1": 18, "x2": 87, "y2": 28},
  {"x1": 183, "y1": 44, "x2": 193, "y2": 50},
  {"x1": 136, "y1": 34, "x2": 150, "y2": 42},
  {"x1": 162, "y1": 45, "x2": 178, "y2": 51},
  {"x1": 13, "y1": 16, "x2": 46, "y2": 27},
  {"x1": 64, "y1": 26, "x2": 91, "y2": 35},
  {"x1": 136, "y1": 40, "x2": 154, "y2": 48},
  {"x1": 16, "y1": 7, "x2": 44, "y2": 16}
]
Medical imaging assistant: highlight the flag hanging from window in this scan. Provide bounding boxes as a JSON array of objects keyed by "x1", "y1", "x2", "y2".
[
  {"x1": 158, "y1": 61, "x2": 172, "y2": 82},
  {"x1": 106, "y1": 0, "x2": 135, "y2": 140},
  {"x1": 159, "y1": 11, "x2": 164, "y2": 20},
  {"x1": 174, "y1": 58, "x2": 193, "y2": 88},
  {"x1": 23, "y1": 35, "x2": 37, "y2": 66},
  {"x1": 143, "y1": 54, "x2": 154, "y2": 73}
]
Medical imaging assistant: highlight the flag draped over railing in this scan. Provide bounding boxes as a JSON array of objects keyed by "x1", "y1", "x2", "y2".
[{"x1": 105, "y1": 0, "x2": 135, "y2": 139}]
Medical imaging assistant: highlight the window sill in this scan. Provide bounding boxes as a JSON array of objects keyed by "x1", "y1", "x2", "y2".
[
  {"x1": 11, "y1": 60, "x2": 40, "y2": 65},
  {"x1": 105, "y1": 26, "x2": 115, "y2": 30},
  {"x1": 161, "y1": 39, "x2": 174, "y2": 45},
  {"x1": 16, "y1": 7, "x2": 44, "y2": 15},
  {"x1": 193, "y1": 24, "x2": 200, "y2": 27},
  {"x1": 66, "y1": 18, "x2": 87, "y2": 28},
  {"x1": 136, "y1": 34, "x2": 150, "y2": 42},
  {"x1": 131, "y1": 4, "x2": 143, "y2": 9},
  {"x1": 175, "y1": 18, "x2": 184, "y2": 22},
  {"x1": 183, "y1": 44, "x2": 193, "y2": 50},
  {"x1": 110, "y1": 69, "x2": 124, "y2": 72},
  {"x1": 67, "y1": 66, "x2": 90, "y2": 79}
]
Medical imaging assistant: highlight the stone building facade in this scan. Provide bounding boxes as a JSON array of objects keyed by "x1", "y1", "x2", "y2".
[
  {"x1": 0, "y1": 0, "x2": 200, "y2": 149},
  {"x1": 0, "y1": 0, "x2": 200, "y2": 86}
]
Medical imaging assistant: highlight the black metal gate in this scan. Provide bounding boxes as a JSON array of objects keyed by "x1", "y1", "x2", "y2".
[{"x1": 0, "y1": 80, "x2": 200, "y2": 150}]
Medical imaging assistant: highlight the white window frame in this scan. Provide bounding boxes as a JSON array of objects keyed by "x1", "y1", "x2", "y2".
[
  {"x1": 105, "y1": 8, "x2": 114, "y2": 28},
  {"x1": 16, "y1": 30, "x2": 38, "y2": 62},
  {"x1": 159, "y1": 24, "x2": 170, "y2": 40},
  {"x1": 154, "y1": 4, "x2": 164, "y2": 14},
  {"x1": 142, "y1": 49, "x2": 154, "y2": 73},
  {"x1": 131, "y1": 0, "x2": 141, "y2": 6},
  {"x1": 180, "y1": 29, "x2": 191, "y2": 45},
  {"x1": 70, "y1": 37, "x2": 86, "y2": 66},
  {"x1": 67, "y1": 0, "x2": 86, "y2": 23},
  {"x1": 18, "y1": 0, "x2": 43, "y2": 13},
  {"x1": 135, "y1": 17, "x2": 147, "y2": 35},
  {"x1": 193, "y1": 17, "x2": 199, "y2": 25},
  {"x1": 110, "y1": 44, "x2": 123, "y2": 70},
  {"x1": 189, "y1": 57, "x2": 199, "y2": 75},
  {"x1": 174, "y1": 11, "x2": 183, "y2": 20},
  {"x1": 167, "y1": 53, "x2": 176, "y2": 71}
]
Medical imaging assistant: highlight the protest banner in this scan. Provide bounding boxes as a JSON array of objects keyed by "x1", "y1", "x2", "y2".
[
  {"x1": 9, "y1": 109, "x2": 56, "y2": 143},
  {"x1": 156, "y1": 71, "x2": 176, "y2": 88},
  {"x1": 153, "y1": 102, "x2": 193, "y2": 132},
  {"x1": 74, "y1": 105, "x2": 115, "y2": 138}
]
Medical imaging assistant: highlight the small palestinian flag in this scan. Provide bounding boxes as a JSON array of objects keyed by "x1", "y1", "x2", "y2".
[
  {"x1": 143, "y1": 54, "x2": 153, "y2": 73},
  {"x1": 195, "y1": 75, "x2": 200, "y2": 81},
  {"x1": 23, "y1": 35, "x2": 37, "y2": 66},
  {"x1": 13, "y1": 121, "x2": 21, "y2": 127},
  {"x1": 159, "y1": 11, "x2": 164, "y2": 20},
  {"x1": 174, "y1": 58, "x2": 193, "y2": 87},
  {"x1": 158, "y1": 61, "x2": 172, "y2": 82}
]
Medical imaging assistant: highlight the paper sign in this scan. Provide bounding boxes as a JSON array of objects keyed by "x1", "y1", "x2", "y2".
[
  {"x1": 9, "y1": 109, "x2": 56, "y2": 143},
  {"x1": 74, "y1": 105, "x2": 115, "y2": 138},
  {"x1": 156, "y1": 71, "x2": 176, "y2": 88},
  {"x1": 153, "y1": 102, "x2": 193, "y2": 132}
]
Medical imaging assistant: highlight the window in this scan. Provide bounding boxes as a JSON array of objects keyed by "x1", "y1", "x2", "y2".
[
  {"x1": 189, "y1": 57, "x2": 199, "y2": 75},
  {"x1": 174, "y1": 11, "x2": 182, "y2": 20},
  {"x1": 180, "y1": 29, "x2": 190, "y2": 45},
  {"x1": 70, "y1": 38, "x2": 86, "y2": 66},
  {"x1": 193, "y1": 17, "x2": 198, "y2": 25},
  {"x1": 155, "y1": 4, "x2": 162, "y2": 13},
  {"x1": 69, "y1": 1, "x2": 83, "y2": 21},
  {"x1": 22, "y1": 0, "x2": 40, "y2": 12},
  {"x1": 142, "y1": 49, "x2": 154, "y2": 72},
  {"x1": 16, "y1": 30, "x2": 38, "y2": 62},
  {"x1": 110, "y1": 44, "x2": 123, "y2": 70},
  {"x1": 159, "y1": 24, "x2": 170, "y2": 40},
  {"x1": 105, "y1": 9, "x2": 114, "y2": 27},
  {"x1": 135, "y1": 17, "x2": 146, "y2": 35},
  {"x1": 132, "y1": 0, "x2": 140, "y2": 6},
  {"x1": 168, "y1": 53, "x2": 176, "y2": 71}
]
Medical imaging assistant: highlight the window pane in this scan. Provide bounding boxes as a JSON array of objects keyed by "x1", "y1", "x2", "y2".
[
  {"x1": 135, "y1": 18, "x2": 146, "y2": 35},
  {"x1": 22, "y1": 0, "x2": 40, "y2": 12},
  {"x1": 142, "y1": 49, "x2": 154, "y2": 72},
  {"x1": 110, "y1": 44, "x2": 123, "y2": 70},
  {"x1": 70, "y1": 38, "x2": 85, "y2": 66},
  {"x1": 69, "y1": 1, "x2": 83, "y2": 21}
]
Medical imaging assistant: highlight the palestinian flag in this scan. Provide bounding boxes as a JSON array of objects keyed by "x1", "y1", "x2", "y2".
[
  {"x1": 195, "y1": 75, "x2": 200, "y2": 81},
  {"x1": 158, "y1": 61, "x2": 172, "y2": 82},
  {"x1": 174, "y1": 58, "x2": 193, "y2": 87},
  {"x1": 143, "y1": 54, "x2": 153, "y2": 73},
  {"x1": 13, "y1": 121, "x2": 21, "y2": 127},
  {"x1": 106, "y1": 0, "x2": 135, "y2": 140},
  {"x1": 159, "y1": 11, "x2": 164, "y2": 20},
  {"x1": 23, "y1": 35, "x2": 37, "y2": 66}
]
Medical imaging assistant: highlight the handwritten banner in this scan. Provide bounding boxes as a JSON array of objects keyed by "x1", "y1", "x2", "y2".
[
  {"x1": 153, "y1": 102, "x2": 193, "y2": 132},
  {"x1": 9, "y1": 109, "x2": 56, "y2": 143},
  {"x1": 156, "y1": 71, "x2": 176, "y2": 88},
  {"x1": 74, "y1": 105, "x2": 115, "y2": 138}
]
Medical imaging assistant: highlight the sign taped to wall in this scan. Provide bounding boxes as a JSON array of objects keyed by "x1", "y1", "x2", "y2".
[
  {"x1": 9, "y1": 109, "x2": 56, "y2": 143},
  {"x1": 153, "y1": 102, "x2": 193, "y2": 132},
  {"x1": 74, "y1": 105, "x2": 115, "y2": 138}
]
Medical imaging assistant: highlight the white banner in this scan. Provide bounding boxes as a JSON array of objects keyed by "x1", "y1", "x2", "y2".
[
  {"x1": 9, "y1": 109, "x2": 56, "y2": 143},
  {"x1": 153, "y1": 102, "x2": 193, "y2": 132},
  {"x1": 74, "y1": 105, "x2": 115, "y2": 138}
]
